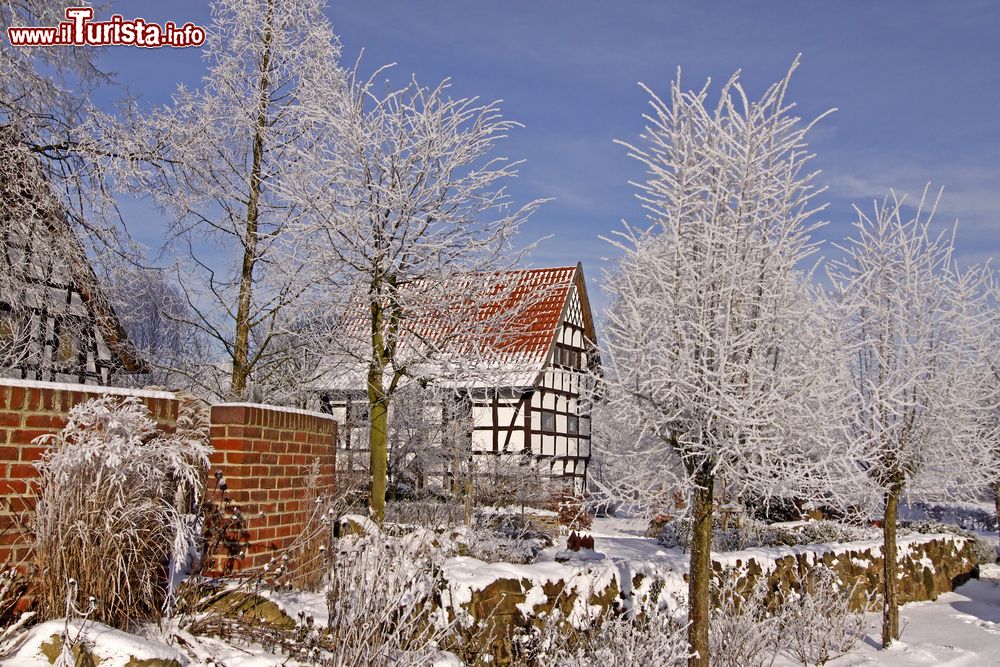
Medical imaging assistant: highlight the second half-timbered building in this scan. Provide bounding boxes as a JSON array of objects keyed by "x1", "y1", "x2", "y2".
[{"x1": 1, "y1": 131, "x2": 145, "y2": 385}]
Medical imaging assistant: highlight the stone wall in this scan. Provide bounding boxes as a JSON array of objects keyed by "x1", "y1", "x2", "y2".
[
  {"x1": 712, "y1": 533, "x2": 979, "y2": 610},
  {"x1": 440, "y1": 534, "x2": 979, "y2": 659}
]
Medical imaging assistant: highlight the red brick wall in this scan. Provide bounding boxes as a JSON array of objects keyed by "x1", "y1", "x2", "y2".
[
  {"x1": 0, "y1": 380, "x2": 337, "y2": 573},
  {"x1": 0, "y1": 380, "x2": 179, "y2": 564},
  {"x1": 208, "y1": 403, "x2": 337, "y2": 570}
]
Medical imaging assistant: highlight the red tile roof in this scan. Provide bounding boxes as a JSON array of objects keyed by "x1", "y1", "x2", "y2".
[
  {"x1": 318, "y1": 264, "x2": 593, "y2": 390},
  {"x1": 480, "y1": 265, "x2": 578, "y2": 365}
]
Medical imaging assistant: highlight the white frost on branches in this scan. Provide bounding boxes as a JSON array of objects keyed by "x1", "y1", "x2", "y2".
[
  {"x1": 828, "y1": 189, "x2": 999, "y2": 504},
  {"x1": 601, "y1": 59, "x2": 848, "y2": 505},
  {"x1": 133, "y1": 0, "x2": 346, "y2": 399}
]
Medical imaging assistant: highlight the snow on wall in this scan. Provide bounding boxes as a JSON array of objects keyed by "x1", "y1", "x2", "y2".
[
  {"x1": 0, "y1": 376, "x2": 176, "y2": 400},
  {"x1": 214, "y1": 400, "x2": 337, "y2": 423},
  {"x1": 438, "y1": 533, "x2": 976, "y2": 633}
]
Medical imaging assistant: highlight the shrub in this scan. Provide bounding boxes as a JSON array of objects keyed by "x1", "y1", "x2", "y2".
[
  {"x1": 323, "y1": 526, "x2": 453, "y2": 665},
  {"x1": 657, "y1": 517, "x2": 877, "y2": 552},
  {"x1": 709, "y1": 565, "x2": 870, "y2": 667},
  {"x1": 529, "y1": 605, "x2": 689, "y2": 667},
  {"x1": 457, "y1": 513, "x2": 552, "y2": 564},
  {"x1": 777, "y1": 566, "x2": 871, "y2": 665},
  {"x1": 709, "y1": 573, "x2": 780, "y2": 667},
  {"x1": 797, "y1": 520, "x2": 872, "y2": 545},
  {"x1": 31, "y1": 396, "x2": 210, "y2": 628}
]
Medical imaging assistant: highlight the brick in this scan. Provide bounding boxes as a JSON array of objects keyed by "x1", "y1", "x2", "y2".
[
  {"x1": 18, "y1": 445, "x2": 48, "y2": 461},
  {"x1": 210, "y1": 438, "x2": 244, "y2": 452},
  {"x1": 24, "y1": 414, "x2": 59, "y2": 429},
  {"x1": 25, "y1": 388, "x2": 41, "y2": 411},
  {"x1": 12, "y1": 430, "x2": 51, "y2": 445},
  {"x1": 225, "y1": 451, "x2": 258, "y2": 465},
  {"x1": 8, "y1": 388, "x2": 25, "y2": 410},
  {"x1": 0, "y1": 478, "x2": 28, "y2": 494},
  {"x1": 8, "y1": 462, "x2": 39, "y2": 479},
  {"x1": 211, "y1": 405, "x2": 247, "y2": 425}
]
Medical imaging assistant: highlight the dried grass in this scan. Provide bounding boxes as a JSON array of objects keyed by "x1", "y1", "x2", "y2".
[{"x1": 30, "y1": 396, "x2": 209, "y2": 629}]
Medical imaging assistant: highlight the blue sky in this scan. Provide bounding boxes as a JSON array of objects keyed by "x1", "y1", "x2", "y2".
[{"x1": 92, "y1": 1, "x2": 999, "y2": 310}]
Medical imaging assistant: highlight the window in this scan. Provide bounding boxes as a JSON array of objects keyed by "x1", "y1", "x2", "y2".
[
  {"x1": 567, "y1": 415, "x2": 579, "y2": 434},
  {"x1": 556, "y1": 346, "x2": 580, "y2": 369},
  {"x1": 541, "y1": 411, "x2": 555, "y2": 432},
  {"x1": 55, "y1": 323, "x2": 79, "y2": 364},
  {"x1": 346, "y1": 400, "x2": 369, "y2": 428}
]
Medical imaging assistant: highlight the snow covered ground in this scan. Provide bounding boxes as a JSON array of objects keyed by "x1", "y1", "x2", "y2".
[
  {"x1": 585, "y1": 517, "x2": 1000, "y2": 667},
  {"x1": 786, "y1": 563, "x2": 1000, "y2": 666}
]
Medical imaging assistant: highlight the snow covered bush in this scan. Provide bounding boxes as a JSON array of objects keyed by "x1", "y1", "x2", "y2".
[
  {"x1": 31, "y1": 396, "x2": 210, "y2": 628},
  {"x1": 657, "y1": 517, "x2": 875, "y2": 552},
  {"x1": 529, "y1": 605, "x2": 689, "y2": 667},
  {"x1": 384, "y1": 499, "x2": 465, "y2": 530},
  {"x1": 777, "y1": 566, "x2": 871, "y2": 666},
  {"x1": 797, "y1": 520, "x2": 874, "y2": 545},
  {"x1": 708, "y1": 566, "x2": 871, "y2": 667},
  {"x1": 323, "y1": 526, "x2": 453, "y2": 665},
  {"x1": 709, "y1": 573, "x2": 780, "y2": 667},
  {"x1": 450, "y1": 512, "x2": 552, "y2": 565}
]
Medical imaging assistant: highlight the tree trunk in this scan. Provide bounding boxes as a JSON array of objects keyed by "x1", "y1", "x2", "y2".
[
  {"x1": 464, "y1": 455, "x2": 474, "y2": 526},
  {"x1": 230, "y1": 0, "x2": 274, "y2": 398},
  {"x1": 882, "y1": 481, "x2": 902, "y2": 647},
  {"x1": 993, "y1": 482, "x2": 1000, "y2": 546},
  {"x1": 688, "y1": 472, "x2": 714, "y2": 667},
  {"x1": 367, "y1": 373, "x2": 388, "y2": 525}
]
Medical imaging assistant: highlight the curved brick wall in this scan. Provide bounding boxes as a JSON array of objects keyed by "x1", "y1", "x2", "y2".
[
  {"x1": 209, "y1": 403, "x2": 337, "y2": 570},
  {"x1": 0, "y1": 380, "x2": 336, "y2": 571}
]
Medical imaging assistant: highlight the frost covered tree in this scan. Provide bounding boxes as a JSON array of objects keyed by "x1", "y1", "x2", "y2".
[
  {"x1": 283, "y1": 67, "x2": 544, "y2": 523},
  {"x1": 984, "y1": 277, "x2": 1000, "y2": 546},
  {"x1": 1, "y1": 0, "x2": 145, "y2": 258},
  {"x1": 827, "y1": 189, "x2": 999, "y2": 646},
  {"x1": 135, "y1": 0, "x2": 344, "y2": 398},
  {"x1": 603, "y1": 61, "x2": 850, "y2": 666}
]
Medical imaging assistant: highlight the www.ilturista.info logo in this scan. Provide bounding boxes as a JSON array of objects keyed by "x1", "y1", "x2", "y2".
[{"x1": 6, "y1": 7, "x2": 206, "y2": 48}]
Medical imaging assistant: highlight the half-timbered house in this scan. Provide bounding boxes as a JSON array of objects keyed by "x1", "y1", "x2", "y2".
[
  {"x1": 0, "y1": 133, "x2": 145, "y2": 384},
  {"x1": 318, "y1": 263, "x2": 599, "y2": 491}
]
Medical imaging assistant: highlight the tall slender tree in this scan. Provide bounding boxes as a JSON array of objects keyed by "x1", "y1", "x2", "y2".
[
  {"x1": 828, "y1": 189, "x2": 999, "y2": 647},
  {"x1": 284, "y1": 67, "x2": 544, "y2": 523},
  {"x1": 602, "y1": 61, "x2": 850, "y2": 666},
  {"x1": 137, "y1": 0, "x2": 344, "y2": 398}
]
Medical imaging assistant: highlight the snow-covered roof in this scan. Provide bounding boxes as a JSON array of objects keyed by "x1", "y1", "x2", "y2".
[{"x1": 315, "y1": 263, "x2": 597, "y2": 393}]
